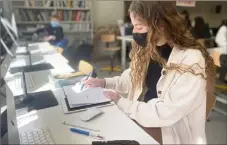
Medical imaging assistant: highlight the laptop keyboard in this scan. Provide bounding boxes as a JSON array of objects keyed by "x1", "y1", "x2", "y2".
[
  {"x1": 19, "y1": 128, "x2": 55, "y2": 144},
  {"x1": 14, "y1": 75, "x2": 35, "y2": 89}
]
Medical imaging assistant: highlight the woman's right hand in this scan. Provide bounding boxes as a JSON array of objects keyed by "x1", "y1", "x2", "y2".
[{"x1": 82, "y1": 77, "x2": 105, "y2": 88}]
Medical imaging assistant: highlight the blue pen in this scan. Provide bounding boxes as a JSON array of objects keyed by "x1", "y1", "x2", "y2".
[
  {"x1": 81, "y1": 72, "x2": 92, "y2": 91},
  {"x1": 70, "y1": 128, "x2": 104, "y2": 140}
]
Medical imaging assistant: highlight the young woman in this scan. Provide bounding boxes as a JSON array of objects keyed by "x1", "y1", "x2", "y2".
[{"x1": 84, "y1": 1, "x2": 215, "y2": 144}]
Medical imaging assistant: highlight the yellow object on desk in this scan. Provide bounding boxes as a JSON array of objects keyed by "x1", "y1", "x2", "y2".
[
  {"x1": 54, "y1": 60, "x2": 94, "y2": 79},
  {"x1": 54, "y1": 72, "x2": 85, "y2": 79}
]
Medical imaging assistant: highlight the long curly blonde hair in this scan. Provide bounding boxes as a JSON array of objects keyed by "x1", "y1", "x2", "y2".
[{"x1": 129, "y1": 1, "x2": 216, "y2": 94}]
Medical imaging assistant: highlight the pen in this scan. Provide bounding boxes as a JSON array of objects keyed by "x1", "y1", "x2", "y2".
[
  {"x1": 81, "y1": 72, "x2": 92, "y2": 91},
  {"x1": 70, "y1": 128, "x2": 104, "y2": 140},
  {"x1": 62, "y1": 121, "x2": 100, "y2": 132}
]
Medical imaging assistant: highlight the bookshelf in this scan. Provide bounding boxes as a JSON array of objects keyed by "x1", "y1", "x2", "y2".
[{"x1": 10, "y1": 0, "x2": 94, "y2": 41}]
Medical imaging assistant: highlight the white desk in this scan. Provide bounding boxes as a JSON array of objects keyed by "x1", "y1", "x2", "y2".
[
  {"x1": 3, "y1": 43, "x2": 75, "y2": 80},
  {"x1": 5, "y1": 41, "x2": 159, "y2": 144},
  {"x1": 117, "y1": 35, "x2": 133, "y2": 70}
]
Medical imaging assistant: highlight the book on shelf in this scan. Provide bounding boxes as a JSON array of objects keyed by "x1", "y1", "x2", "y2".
[
  {"x1": 14, "y1": 0, "x2": 92, "y2": 33},
  {"x1": 22, "y1": 0, "x2": 89, "y2": 9},
  {"x1": 16, "y1": 9, "x2": 91, "y2": 22},
  {"x1": 62, "y1": 23, "x2": 91, "y2": 32}
]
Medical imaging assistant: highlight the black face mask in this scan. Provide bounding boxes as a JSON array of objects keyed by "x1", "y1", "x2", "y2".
[{"x1": 132, "y1": 32, "x2": 148, "y2": 47}]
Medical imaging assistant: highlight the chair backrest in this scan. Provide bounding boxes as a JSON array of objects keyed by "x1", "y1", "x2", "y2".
[
  {"x1": 78, "y1": 60, "x2": 93, "y2": 75},
  {"x1": 101, "y1": 34, "x2": 116, "y2": 43},
  {"x1": 210, "y1": 50, "x2": 221, "y2": 67},
  {"x1": 206, "y1": 92, "x2": 216, "y2": 120}
]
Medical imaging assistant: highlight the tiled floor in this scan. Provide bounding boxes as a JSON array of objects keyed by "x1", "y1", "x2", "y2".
[{"x1": 93, "y1": 60, "x2": 227, "y2": 144}]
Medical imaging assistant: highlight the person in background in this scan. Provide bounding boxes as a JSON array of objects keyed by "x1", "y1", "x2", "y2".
[
  {"x1": 216, "y1": 20, "x2": 227, "y2": 52},
  {"x1": 83, "y1": 1, "x2": 216, "y2": 144},
  {"x1": 35, "y1": 15, "x2": 67, "y2": 53},
  {"x1": 192, "y1": 16, "x2": 211, "y2": 39},
  {"x1": 215, "y1": 20, "x2": 227, "y2": 83},
  {"x1": 181, "y1": 10, "x2": 192, "y2": 29},
  {"x1": 124, "y1": 15, "x2": 133, "y2": 61}
]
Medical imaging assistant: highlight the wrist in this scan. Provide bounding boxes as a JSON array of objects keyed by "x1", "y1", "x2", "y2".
[
  {"x1": 114, "y1": 96, "x2": 121, "y2": 104},
  {"x1": 100, "y1": 79, "x2": 106, "y2": 88}
]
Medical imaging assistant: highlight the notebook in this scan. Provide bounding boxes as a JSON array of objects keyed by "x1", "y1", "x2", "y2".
[{"x1": 63, "y1": 84, "x2": 111, "y2": 109}]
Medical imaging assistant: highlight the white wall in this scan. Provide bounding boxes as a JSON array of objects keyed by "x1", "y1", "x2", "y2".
[
  {"x1": 93, "y1": 1, "x2": 227, "y2": 28},
  {"x1": 93, "y1": 0, "x2": 124, "y2": 28},
  {"x1": 178, "y1": 1, "x2": 227, "y2": 27}
]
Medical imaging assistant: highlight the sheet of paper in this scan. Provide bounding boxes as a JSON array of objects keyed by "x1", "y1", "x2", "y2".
[
  {"x1": 72, "y1": 82, "x2": 89, "y2": 93},
  {"x1": 63, "y1": 86, "x2": 110, "y2": 106}
]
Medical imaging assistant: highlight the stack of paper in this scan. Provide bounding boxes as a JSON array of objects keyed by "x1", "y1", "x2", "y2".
[{"x1": 63, "y1": 84, "x2": 111, "y2": 108}]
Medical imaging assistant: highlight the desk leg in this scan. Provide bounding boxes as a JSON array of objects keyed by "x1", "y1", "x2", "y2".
[{"x1": 121, "y1": 40, "x2": 126, "y2": 71}]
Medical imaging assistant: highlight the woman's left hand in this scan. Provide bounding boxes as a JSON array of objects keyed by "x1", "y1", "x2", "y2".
[{"x1": 103, "y1": 90, "x2": 121, "y2": 103}]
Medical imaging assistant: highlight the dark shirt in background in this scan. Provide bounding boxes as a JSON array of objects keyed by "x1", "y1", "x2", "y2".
[
  {"x1": 192, "y1": 24, "x2": 211, "y2": 39},
  {"x1": 36, "y1": 24, "x2": 64, "y2": 44},
  {"x1": 143, "y1": 44, "x2": 172, "y2": 102}
]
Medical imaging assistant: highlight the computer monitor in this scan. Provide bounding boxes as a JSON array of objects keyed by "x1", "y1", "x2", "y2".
[
  {"x1": 0, "y1": 16, "x2": 19, "y2": 47},
  {"x1": 11, "y1": 13, "x2": 19, "y2": 38},
  {"x1": 0, "y1": 39, "x2": 15, "y2": 58}
]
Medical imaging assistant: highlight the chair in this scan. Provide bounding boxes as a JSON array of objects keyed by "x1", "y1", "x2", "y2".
[
  {"x1": 133, "y1": 120, "x2": 162, "y2": 144},
  {"x1": 210, "y1": 50, "x2": 221, "y2": 67},
  {"x1": 100, "y1": 34, "x2": 121, "y2": 74},
  {"x1": 208, "y1": 49, "x2": 227, "y2": 117},
  {"x1": 206, "y1": 91, "x2": 216, "y2": 120}
]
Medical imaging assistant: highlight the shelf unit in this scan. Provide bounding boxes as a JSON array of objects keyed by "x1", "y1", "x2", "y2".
[
  {"x1": 10, "y1": 0, "x2": 94, "y2": 41},
  {"x1": 12, "y1": 5, "x2": 90, "y2": 10},
  {"x1": 16, "y1": 21, "x2": 91, "y2": 24}
]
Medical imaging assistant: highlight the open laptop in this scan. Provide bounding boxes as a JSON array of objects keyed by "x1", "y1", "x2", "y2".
[
  {"x1": 1, "y1": 38, "x2": 45, "y2": 66},
  {"x1": 1, "y1": 16, "x2": 54, "y2": 74},
  {"x1": 1, "y1": 14, "x2": 33, "y2": 46},
  {"x1": 0, "y1": 39, "x2": 15, "y2": 58}
]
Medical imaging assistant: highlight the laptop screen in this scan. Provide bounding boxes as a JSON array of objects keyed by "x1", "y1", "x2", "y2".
[
  {"x1": 1, "y1": 16, "x2": 19, "y2": 47},
  {"x1": 0, "y1": 24, "x2": 14, "y2": 57},
  {"x1": 0, "y1": 38, "x2": 14, "y2": 58}
]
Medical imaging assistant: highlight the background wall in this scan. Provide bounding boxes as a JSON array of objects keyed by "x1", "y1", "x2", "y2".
[
  {"x1": 93, "y1": 1, "x2": 227, "y2": 28},
  {"x1": 93, "y1": 0, "x2": 124, "y2": 28},
  {"x1": 178, "y1": 1, "x2": 227, "y2": 28}
]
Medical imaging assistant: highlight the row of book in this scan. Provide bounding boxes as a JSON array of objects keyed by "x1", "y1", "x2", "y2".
[
  {"x1": 24, "y1": 0, "x2": 90, "y2": 8},
  {"x1": 61, "y1": 23, "x2": 91, "y2": 32},
  {"x1": 15, "y1": 9, "x2": 91, "y2": 22}
]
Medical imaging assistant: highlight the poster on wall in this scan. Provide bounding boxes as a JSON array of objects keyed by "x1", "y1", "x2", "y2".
[{"x1": 176, "y1": 0, "x2": 196, "y2": 7}]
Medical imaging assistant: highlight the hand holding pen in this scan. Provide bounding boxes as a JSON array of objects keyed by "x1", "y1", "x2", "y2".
[
  {"x1": 82, "y1": 77, "x2": 106, "y2": 89},
  {"x1": 81, "y1": 72, "x2": 92, "y2": 91}
]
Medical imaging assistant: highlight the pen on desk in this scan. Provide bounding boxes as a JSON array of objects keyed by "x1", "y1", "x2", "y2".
[
  {"x1": 81, "y1": 72, "x2": 92, "y2": 91},
  {"x1": 70, "y1": 128, "x2": 104, "y2": 140},
  {"x1": 62, "y1": 121, "x2": 100, "y2": 132}
]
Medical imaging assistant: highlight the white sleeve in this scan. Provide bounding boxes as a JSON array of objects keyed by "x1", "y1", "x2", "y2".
[
  {"x1": 104, "y1": 69, "x2": 132, "y2": 94},
  {"x1": 215, "y1": 26, "x2": 227, "y2": 47},
  {"x1": 117, "y1": 72, "x2": 206, "y2": 127}
]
